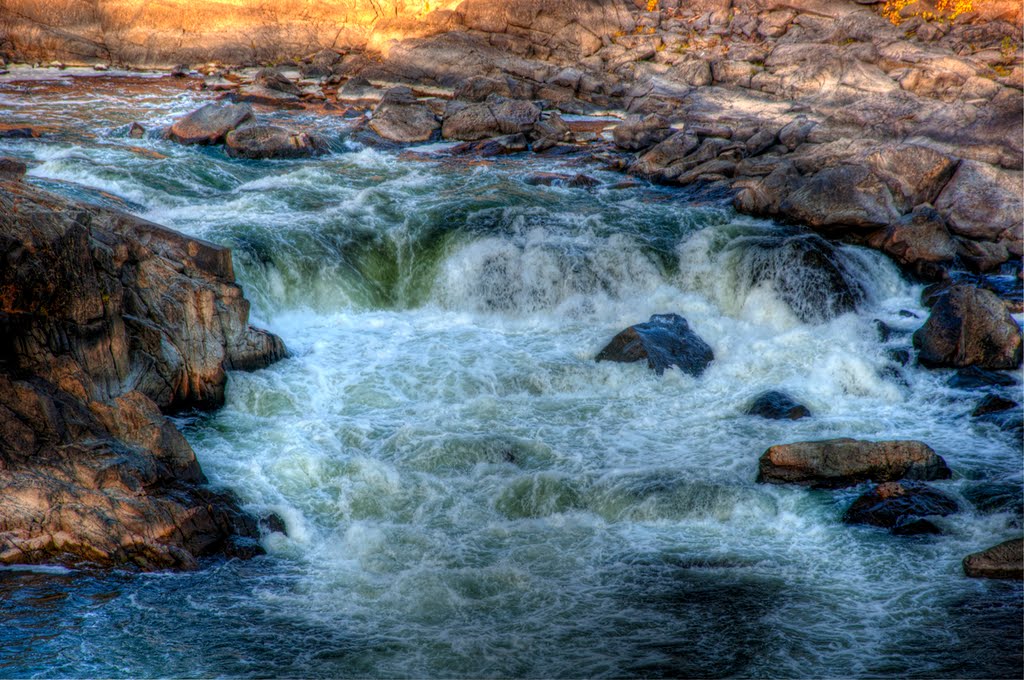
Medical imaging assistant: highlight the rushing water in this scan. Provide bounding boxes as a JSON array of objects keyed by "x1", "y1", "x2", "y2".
[{"x1": 1, "y1": 71, "x2": 1021, "y2": 679}]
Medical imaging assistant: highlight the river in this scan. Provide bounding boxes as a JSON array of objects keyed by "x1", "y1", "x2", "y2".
[{"x1": 0, "y1": 70, "x2": 1020, "y2": 678}]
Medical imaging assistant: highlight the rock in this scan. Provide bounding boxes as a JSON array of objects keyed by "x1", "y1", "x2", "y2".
[
  {"x1": 338, "y1": 76, "x2": 383, "y2": 105},
  {"x1": 865, "y1": 204, "x2": 956, "y2": 280},
  {"x1": 128, "y1": 122, "x2": 145, "y2": 139},
  {"x1": 530, "y1": 112, "x2": 574, "y2": 152},
  {"x1": 596, "y1": 313, "x2": 714, "y2": 377},
  {"x1": 729, "y1": 232, "x2": 865, "y2": 323},
  {"x1": 962, "y1": 482, "x2": 1024, "y2": 518},
  {"x1": 449, "y1": 133, "x2": 528, "y2": 156},
  {"x1": 631, "y1": 130, "x2": 700, "y2": 176},
  {"x1": 612, "y1": 114, "x2": 673, "y2": 152},
  {"x1": 745, "y1": 391, "x2": 811, "y2": 420},
  {"x1": 253, "y1": 67, "x2": 302, "y2": 96},
  {"x1": 167, "y1": 103, "x2": 253, "y2": 145},
  {"x1": 259, "y1": 513, "x2": 288, "y2": 535},
  {"x1": 971, "y1": 394, "x2": 1018, "y2": 417},
  {"x1": 232, "y1": 85, "x2": 302, "y2": 107},
  {"x1": 169, "y1": 64, "x2": 190, "y2": 77},
  {"x1": 843, "y1": 481, "x2": 959, "y2": 533},
  {"x1": 779, "y1": 164, "x2": 901, "y2": 231},
  {"x1": 963, "y1": 538, "x2": 1024, "y2": 579},
  {"x1": 0, "y1": 157, "x2": 26, "y2": 179},
  {"x1": 454, "y1": 75, "x2": 512, "y2": 102},
  {"x1": 935, "y1": 161, "x2": 1024, "y2": 243},
  {"x1": 525, "y1": 172, "x2": 597, "y2": 187},
  {"x1": 0, "y1": 178, "x2": 285, "y2": 570},
  {"x1": 862, "y1": 145, "x2": 958, "y2": 213},
  {"x1": 947, "y1": 366, "x2": 1019, "y2": 390},
  {"x1": 913, "y1": 285, "x2": 1023, "y2": 369},
  {"x1": 441, "y1": 95, "x2": 540, "y2": 141},
  {"x1": 369, "y1": 87, "x2": 439, "y2": 143},
  {"x1": 224, "y1": 124, "x2": 328, "y2": 159},
  {"x1": 756, "y1": 439, "x2": 952, "y2": 488}
]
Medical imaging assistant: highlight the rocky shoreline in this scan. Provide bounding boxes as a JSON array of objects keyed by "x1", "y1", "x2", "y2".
[
  {"x1": 0, "y1": 163, "x2": 285, "y2": 570},
  {"x1": 0, "y1": 0, "x2": 1021, "y2": 578}
]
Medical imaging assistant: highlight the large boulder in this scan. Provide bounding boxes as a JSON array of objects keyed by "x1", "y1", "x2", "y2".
[
  {"x1": 842, "y1": 481, "x2": 959, "y2": 534},
  {"x1": 225, "y1": 124, "x2": 328, "y2": 159},
  {"x1": 756, "y1": 439, "x2": 952, "y2": 488},
  {"x1": 745, "y1": 391, "x2": 811, "y2": 420},
  {"x1": 253, "y1": 67, "x2": 302, "y2": 96},
  {"x1": 612, "y1": 114, "x2": 673, "y2": 152},
  {"x1": 168, "y1": 103, "x2": 253, "y2": 145},
  {"x1": 913, "y1": 285, "x2": 1022, "y2": 369},
  {"x1": 865, "y1": 204, "x2": 956, "y2": 280},
  {"x1": 595, "y1": 313, "x2": 714, "y2": 377},
  {"x1": 442, "y1": 94, "x2": 541, "y2": 141},
  {"x1": 0, "y1": 178, "x2": 285, "y2": 570},
  {"x1": 963, "y1": 538, "x2": 1024, "y2": 579},
  {"x1": 778, "y1": 164, "x2": 901, "y2": 231},
  {"x1": 935, "y1": 161, "x2": 1024, "y2": 243},
  {"x1": 369, "y1": 86, "x2": 440, "y2": 143}
]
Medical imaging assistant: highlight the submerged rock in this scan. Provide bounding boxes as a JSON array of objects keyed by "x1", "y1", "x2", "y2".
[
  {"x1": 963, "y1": 538, "x2": 1024, "y2": 580},
  {"x1": 843, "y1": 481, "x2": 959, "y2": 533},
  {"x1": 756, "y1": 439, "x2": 951, "y2": 488},
  {"x1": 971, "y1": 394, "x2": 1018, "y2": 417},
  {"x1": 0, "y1": 177, "x2": 285, "y2": 570},
  {"x1": 745, "y1": 391, "x2": 811, "y2": 420},
  {"x1": 913, "y1": 285, "x2": 1022, "y2": 369},
  {"x1": 947, "y1": 366, "x2": 1019, "y2": 390},
  {"x1": 168, "y1": 102, "x2": 253, "y2": 145},
  {"x1": 596, "y1": 313, "x2": 714, "y2": 377},
  {"x1": 225, "y1": 124, "x2": 327, "y2": 159}
]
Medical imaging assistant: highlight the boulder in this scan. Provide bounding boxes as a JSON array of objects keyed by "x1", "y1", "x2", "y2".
[
  {"x1": 612, "y1": 114, "x2": 673, "y2": 152},
  {"x1": 843, "y1": 481, "x2": 959, "y2": 533},
  {"x1": 128, "y1": 122, "x2": 145, "y2": 139},
  {"x1": 530, "y1": 112, "x2": 574, "y2": 152},
  {"x1": 0, "y1": 178, "x2": 285, "y2": 570},
  {"x1": 935, "y1": 161, "x2": 1024, "y2": 243},
  {"x1": 167, "y1": 103, "x2": 253, "y2": 145},
  {"x1": 745, "y1": 391, "x2": 811, "y2": 420},
  {"x1": 865, "y1": 204, "x2": 956, "y2": 280},
  {"x1": 253, "y1": 67, "x2": 302, "y2": 96},
  {"x1": 454, "y1": 75, "x2": 512, "y2": 102},
  {"x1": 971, "y1": 394, "x2": 1018, "y2": 417},
  {"x1": 442, "y1": 95, "x2": 540, "y2": 141},
  {"x1": 756, "y1": 439, "x2": 952, "y2": 488},
  {"x1": 913, "y1": 285, "x2": 1022, "y2": 369},
  {"x1": 779, "y1": 164, "x2": 901, "y2": 231},
  {"x1": 338, "y1": 76, "x2": 383, "y2": 105},
  {"x1": 224, "y1": 124, "x2": 328, "y2": 159},
  {"x1": 449, "y1": 133, "x2": 528, "y2": 156},
  {"x1": 631, "y1": 130, "x2": 700, "y2": 176},
  {"x1": 963, "y1": 538, "x2": 1024, "y2": 579},
  {"x1": 596, "y1": 313, "x2": 714, "y2": 377},
  {"x1": 0, "y1": 157, "x2": 26, "y2": 179},
  {"x1": 947, "y1": 366, "x2": 1019, "y2": 390},
  {"x1": 369, "y1": 87, "x2": 440, "y2": 143}
]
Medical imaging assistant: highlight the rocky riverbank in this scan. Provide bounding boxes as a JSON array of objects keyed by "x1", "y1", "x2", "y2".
[{"x1": 0, "y1": 162, "x2": 285, "y2": 570}]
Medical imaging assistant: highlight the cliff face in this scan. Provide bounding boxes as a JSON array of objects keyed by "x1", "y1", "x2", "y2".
[{"x1": 0, "y1": 171, "x2": 285, "y2": 570}]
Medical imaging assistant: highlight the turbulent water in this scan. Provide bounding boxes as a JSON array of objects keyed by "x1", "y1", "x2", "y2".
[{"x1": 1, "y1": 72, "x2": 1021, "y2": 679}]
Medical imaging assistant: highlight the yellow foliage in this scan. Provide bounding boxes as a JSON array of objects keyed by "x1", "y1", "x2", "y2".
[
  {"x1": 882, "y1": 0, "x2": 976, "y2": 26},
  {"x1": 646, "y1": 0, "x2": 658, "y2": 12}
]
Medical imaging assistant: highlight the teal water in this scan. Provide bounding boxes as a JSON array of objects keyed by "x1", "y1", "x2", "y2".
[{"x1": 0, "y1": 72, "x2": 1021, "y2": 678}]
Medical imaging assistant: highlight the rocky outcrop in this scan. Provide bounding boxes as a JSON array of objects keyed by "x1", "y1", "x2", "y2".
[
  {"x1": 225, "y1": 124, "x2": 328, "y2": 159},
  {"x1": 167, "y1": 102, "x2": 253, "y2": 145},
  {"x1": 442, "y1": 95, "x2": 542, "y2": 141},
  {"x1": 912, "y1": 285, "x2": 1023, "y2": 369},
  {"x1": 745, "y1": 391, "x2": 811, "y2": 420},
  {"x1": 842, "y1": 481, "x2": 959, "y2": 534},
  {"x1": 756, "y1": 439, "x2": 951, "y2": 488},
  {"x1": 596, "y1": 313, "x2": 714, "y2": 377},
  {"x1": 963, "y1": 538, "x2": 1024, "y2": 579},
  {"x1": 0, "y1": 175, "x2": 285, "y2": 570}
]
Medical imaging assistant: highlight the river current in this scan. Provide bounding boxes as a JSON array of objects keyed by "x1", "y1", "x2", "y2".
[{"x1": 0, "y1": 71, "x2": 1021, "y2": 678}]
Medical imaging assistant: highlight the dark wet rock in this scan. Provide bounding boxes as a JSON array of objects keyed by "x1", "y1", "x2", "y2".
[
  {"x1": 887, "y1": 348, "x2": 912, "y2": 365},
  {"x1": 963, "y1": 538, "x2": 1024, "y2": 579},
  {"x1": 973, "y1": 404, "x2": 1024, "y2": 439},
  {"x1": 449, "y1": 133, "x2": 528, "y2": 156},
  {"x1": 225, "y1": 124, "x2": 328, "y2": 159},
  {"x1": 596, "y1": 313, "x2": 714, "y2": 377},
  {"x1": 730, "y1": 232, "x2": 865, "y2": 324},
  {"x1": 168, "y1": 102, "x2": 253, "y2": 145},
  {"x1": 913, "y1": 285, "x2": 1022, "y2": 369},
  {"x1": 128, "y1": 122, "x2": 145, "y2": 139},
  {"x1": 170, "y1": 63, "x2": 190, "y2": 78},
  {"x1": 612, "y1": 114, "x2": 673, "y2": 152},
  {"x1": 843, "y1": 481, "x2": 959, "y2": 533},
  {"x1": 253, "y1": 67, "x2": 302, "y2": 96},
  {"x1": 947, "y1": 366, "x2": 1019, "y2": 390},
  {"x1": 0, "y1": 178, "x2": 285, "y2": 570},
  {"x1": 756, "y1": 439, "x2": 951, "y2": 489},
  {"x1": 0, "y1": 157, "x2": 26, "y2": 179},
  {"x1": 259, "y1": 513, "x2": 288, "y2": 535},
  {"x1": 962, "y1": 482, "x2": 1024, "y2": 519},
  {"x1": 369, "y1": 87, "x2": 439, "y2": 143},
  {"x1": 972, "y1": 394, "x2": 1018, "y2": 417},
  {"x1": 875, "y1": 319, "x2": 895, "y2": 342},
  {"x1": 524, "y1": 172, "x2": 597, "y2": 188},
  {"x1": 745, "y1": 391, "x2": 811, "y2": 420}
]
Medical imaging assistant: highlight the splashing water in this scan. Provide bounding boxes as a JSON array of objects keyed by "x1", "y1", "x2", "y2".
[{"x1": 0, "y1": 74, "x2": 1020, "y2": 679}]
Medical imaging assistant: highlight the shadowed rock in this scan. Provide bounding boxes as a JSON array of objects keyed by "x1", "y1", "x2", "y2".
[
  {"x1": 963, "y1": 538, "x2": 1024, "y2": 579},
  {"x1": 913, "y1": 285, "x2": 1023, "y2": 369},
  {"x1": 756, "y1": 439, "x2": 951, "y2": 488},
  {"x1": 168, "y1": 102, "x2": 253, "y2": 145},
  {"x1": 369, "y1": 86, "x2": 440, "y2": 143},
  {"x1": 596, "y1": 313, "x2": 714, "y2": 377},
  {"x1": 225, "y1": 124, "x2": 328, "y2": 159},
  {"x1": 613, "y1": 114, "x2": 672, "y2": 152},
  {"x1": 843, "y1": 481, "x2": 958, "y2": 533},
  {"x1": 0, "y1": 177, "x2": 285, "y2": 570},
  {"x1": 745, "y1": 391, "x2": 811, "y2": 420}
]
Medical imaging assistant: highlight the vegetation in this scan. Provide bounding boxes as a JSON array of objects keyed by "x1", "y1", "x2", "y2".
[{"x1": 881, "y1": 0, "x2": 976, "y2": 26}]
